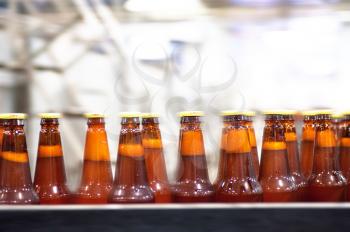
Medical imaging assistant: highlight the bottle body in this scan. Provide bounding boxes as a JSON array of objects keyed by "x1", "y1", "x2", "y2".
[
  {"x1": 340, "y1": 118, "x2": 350, "y2": 200},
  {"x1": 173, "y1": 113, "x2": 214, "y2": 203},
  {"x1": 109, "y1": 115, "x2": 154, "y2": 203},
  {"x1": 75, "y1": 116, "x2": 113, "y2": 204},
  {"x1": 0, "y1": 116, "x2": 39, "y2": 204},
  {"x1": 142, "y1": 116, "x2": 172, "y2": 203},
  {"x1": 215, "y1": 114, "x2": 262, "y2": 202},
  {"x1": 283, "y1": 116, "x2": 308, "y2": 201},
  {"x1": 34, "y1": 116, "x2": 71, "y2": 204},
  {"x1": 300, "y1": 116, "x2": 316, "y2": 180},
  {"x1": 308, "y1": 114, "x2": 347, "y2": 202},
  {"x1": 259, "y1": 114, "x2": 297, "y2": 202}
]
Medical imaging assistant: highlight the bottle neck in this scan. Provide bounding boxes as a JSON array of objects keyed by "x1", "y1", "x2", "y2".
[
  {"x1": 178, "y1": 118, "x2": 209, "y2": 181},
  {"x1": 221, "y1": 120, "x2": 253, "y2": 179},
  {"x1": 302, "y1": 119, "x2": 316, "y2": 141},
  {"x1": 84, "y1": 118, "x2": 110, "y2": 161},
  {"x1": 313, "y1": 118, "x2": 339, "y2": 172},
  {"x1": 283, "y1": 119, "x2": 300, "y2": 174},
  {"x1": 1, "y1": 119, "x2": 32, "y2": 187},
  {"x1": 260, "y1": 119, "x2": 290, "y2": 177},
  {"x1": 38, "y1": 119, "x2": 63, "y2": 158},
  {"x1": 115, "y1": 118, "x2": 147, "y2": 185}
]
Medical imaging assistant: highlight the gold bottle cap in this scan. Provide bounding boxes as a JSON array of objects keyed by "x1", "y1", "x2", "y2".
[
  {"x1": 313, "y1": 109, "x2": 333, "y2": 115},
  {"x1": 141, "y1": 113, "x2": 160, "y2": 118},
  {"x1": 220, "y1": 110, "x2": 256, "y2": 117},
  {"x1": 331, "y1": 112, "x2": 344, "y2": 119},
  {"x1": 0, "y1": 113, "x2": 27, "y2": 119},
  {"x1": 301, "y1": 110, "x2": 318, "y2": 116},
  {"x1": 38, "y1": 113, "x2": 62, "y2": 119},
  {"x1": 119, "y1": 112, "x2": 141, "y2": 118},
  {"x1": 341, "y1": 111, "x2": 350, "y2": 116},
  {"x1": 83, "y1": 113, "x2": 105, "y2": 118},
  {"x1": 177, "y1": 111, "x2": 204, "y2": 117},
  {"x1": 262, "y1": 110, "x2": 297, "y2": 115}
]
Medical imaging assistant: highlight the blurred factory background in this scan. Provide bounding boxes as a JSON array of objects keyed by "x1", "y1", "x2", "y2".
[{"x1": 0, "y1": 0, "x2": 350, "y2": 190}]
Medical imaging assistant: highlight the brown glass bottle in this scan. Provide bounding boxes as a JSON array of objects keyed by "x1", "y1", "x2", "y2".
[
  {"x1": 281, "y1": 113, "x2": 308, "y2": 201},
  {"x1": 308, "y1": 112, "x2": 347, "y2": 202},
  {"x1": 0, "y1": 116, "x2": 5, "y2": 160},
  {"x1": 108, "y1": 113, "x2": 154, "y2": 203},
  {"x1": 245, "y1": 112, "x2": 260, "y2": 178},
  {"x1": 333, "y1": 113, "x2": 345, "y2": 159},
  {"x1": 173, "y1": 111, "x2": 214, "y2": 203},
  {"x1": 33, "y1": 113, "x2": 71, "y2": 204},
  {"x1": 0, "y1": 114, "x2": 39, "y2": 204},
  {"x1": 259, "y1": 112, "x2": 298, "y2": 202},
  {"x1": 340, "y1": 113, "x2": 350, "y2": 200},
  {"x1": 75, "y1": 114, "x2": 113, "y2": 204},
  {"x1": 300, "y1": 112, "x2": 317, "y2": 180},
  {"x1": 141, "y1": 114, "x2": 172, "y2": 203},
  {"x1": 213, "y1": 121, "x2": 228, "y2": 189},
  {"x1": 215, "y1": 112, "x2": 262, "y2": 202}
]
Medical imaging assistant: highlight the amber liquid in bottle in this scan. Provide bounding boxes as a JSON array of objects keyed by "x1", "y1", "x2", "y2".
[
  {"x1": 109, "y1": 116, "x2": 154, "y2": 203},
  {"x1": 340, "y1": 118, "x2": 350, "y2": 200},
  {"x1": 215, "y1": 115, "x2": 262, "y2": 202},
  {"x1": 33, "y1": 117, "x2": 71, "y2": 204},
  {"x1": 213, "y1": 123, "x2": 228, "y2": 189},
  {"x1": 282, "y1": 116, "x2": 308, "y2": 201},
  {"x1": 142, "y1": 117, "x2": 172, "y2": 203},
  {"x1": 75, "y1": 117, "x2": 113, "y2": 204},
  {"x1": 300, "y1": 115, "x2": 316, "y2": 180},
  {"x1": 246, "y1": 119, "x2": 260, "y2": 179},
  {"x1": 0, "y1": 117, "x2": 39, "y2": 204},
  {"x1": 173, "y1": 115, "x2": 214, "y2": 203},
  {"x1": 259, "y1": 115, "x2": 297, "y2": 202},
  {"x1": 308, "y1": 114, "x2": 347, "y2": 202}
]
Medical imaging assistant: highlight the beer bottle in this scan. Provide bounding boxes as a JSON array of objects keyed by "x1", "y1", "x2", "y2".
[
  {"x1": 109, "y1": 112, "x2": 154, "y2": 203},
  {"x1": 340, "y1": 112, "x2": 350, "y2": 200},
  {"x1": 173, "y1": 111, "x2": 214, "y2": 202},
  {"x1": 281, "y1": 111, "x2": 308, "y2": 201},
  {"x1": 245, "y1": 111, "x2": 260, "y2": 178},
  {"x1": 0, "y1": 116, "x2": 5, "y2": 161},
  {"x1": 308, "y1": 111, "x2": 347, "y2": 202},
  {"x1": 332, "y1": 113, "x2": 345, "y2": 159},
  {"x1": 0, "y1": 113, "x2": 39, "y2": 204},
  {"x1": 141, "y1": 113, "x2": 172, "y2": 203},
  {"x1": 259, "y1": 111, "x2": 297, "y2": 202},
  {"x1": 75, "y1": 114, "x2": 113, "y2": 204},
  {"x1": 33, "y1": 113, "x2": 71, "y2": 204},
  {"x1": 215, "y1": 111, "x2": 262, "y2": 202},
  {"x1": 213, "y1": 119, "x2": 228, "y2": 189},
  {"x1": 300, "y1": 111, "x2": 317, "y2": 180}
]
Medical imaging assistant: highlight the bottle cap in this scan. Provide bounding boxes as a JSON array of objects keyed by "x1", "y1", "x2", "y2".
[
  {"x1": 220, "y1": 110, "x2": 256, "y2": 116},
  {"x1": 38, "y1": 113, "x2": 62, "y2": 119},
  {"x1": 83, "y1": 113, "x2": 105, "y2": 118},
  {"x1": 141, "y1": 113, "x2": 160, "y2": 118},
  {"x1": 0, "y1": 113, "x2": 27, "y2": 119},
  {"x1": 262, "y1": 110, "x2": 297, "y2": 115},
  {"x1": 119, "y1": 112, "x2": 141, "y2": 118},
  {"x1": 177, "y1": 111, "x2": 204, "y2": 117}
]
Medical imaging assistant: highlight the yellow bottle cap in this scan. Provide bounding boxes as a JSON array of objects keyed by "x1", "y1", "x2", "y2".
[
  {"x1": 313, "y1": 109, "x2": 333, "y2": 115},
  {"x1": 220, "y1": 110, "x2": 256, "y2": 117},
  {"x1": 177, "y1": 111, "x2": 204, "y2": 117},
  {"x1": 262, "y1": 110, "x2": 297, "y2": 115},
  {"x1": 301, "y1": 110, "x2": 318, "y2": 116},
  {"x1": 83, "y1": 113, "x2": 105, "y2": 118},
  {"x1": 331, "y1": 112, "x2": 344, "y2": 119},
  {"x1": 119, "y1": 112, "x2": 141, "y2": 118},
  {"x1": 38, "y1": 113, "x2": 62, "y2": 119},
  {"x1": 141, "y1": 113, "x2": 160, "y2": 118},
  {"x1": 0, "y1": 113, "x2": 27, "y2": 120}
]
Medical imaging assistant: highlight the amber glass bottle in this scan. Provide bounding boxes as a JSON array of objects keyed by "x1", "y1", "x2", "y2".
[
  {"x1": 300, "y1": 111, "x2": 317, "y2": 180},
  {"x1": 215, "y1": 112, "x2": 262, "y2": 202},
  {"x1": 340, "y1": 113, "x2": 350, "y2": 200},
  {"x1": 213, "y1": 120, "x2": 228, "y2": 189},
  {"x1": 281, "y1": 112, "x2": 308, "y2": 201},
  {"x1": 75, "y1": 114, "x2": 113, "y2": 204},
  {"x1": 259, "y1": 112, "x2": 297, "y2": 202},
  {"x1": 173, "y1": 111, "x2": 214, "y2": 203},
  {"x1": 0, "y1": 113, "x2": 39, "y2": 204},
  {"x1": 33, "y1": 113, "x2": 70, "y2": 204},
  {"x1": 141, "y1": 113, "x2": 172, "y2": 203},
  {"x1": 109, "y1": 113, "x2": 154, "y2": 203},
  {"x1": 308, "y1": 112, "x2": 347, "y2": 202},
  {"x1": 333, "y1": 113, "x2": 345, "y2": 159},
  {"x1": 0, "y1": 116, "x2": 5, "y2": 162},
  {"x1": 245, "y1": 111, "x2": 260, "y2": 178}
]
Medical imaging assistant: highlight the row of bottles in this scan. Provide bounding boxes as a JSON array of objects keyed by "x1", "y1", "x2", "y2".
[{"x1": 0, "y1": 110, "x2": 349, "y2": 204}]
